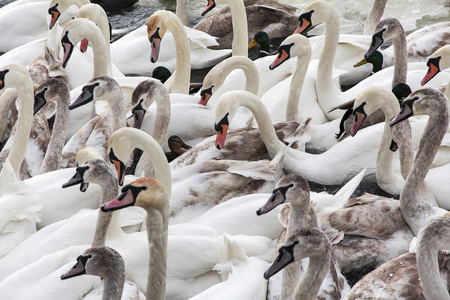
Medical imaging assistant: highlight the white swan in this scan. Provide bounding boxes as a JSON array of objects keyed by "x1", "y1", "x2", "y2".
[
  {"x1": 389, "y1": 88, "x2": 449, "y2": 235},
  {"x1": 109, "y1": 12, "x2": 231, "y2": 77},
  {"x1": 215, "y1": 89, "x2": 387, "y2": 185}
]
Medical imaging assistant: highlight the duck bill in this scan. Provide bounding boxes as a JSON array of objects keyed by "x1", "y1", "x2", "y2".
[
  {"x1": 101, "y1": 190, "x2": 135, "y2": 212},
  {"x1": 60, "y1": 261, "x2": 86, "y2": 280},
  {"x1": 421, "y1": 63, "x2": 439, "y2": 86},
  {"x1": 248, "y1": 39, "x2": 258, "y2": 49},
  {"x1": 256, "y1": 191, "x2": 284, "y2": 216},
  {"x1": 215, "y1": 124, "x2": 228, "y2": 150},
  {"x1": 264, "y1": 248, "x2": 294, "y2": 279},
  {"x1": 351, "y1": 111, "x2": 367, "y2": 137},
  {"x1": 269, "y1": 49, "x2": 290, "y2": 70},
  {"x1": 80, "y1": 39, "x2": 89, "y2": 53},
  {"x1": 353, "y1": 57, "x2": 368, "y2": 68},
  {"x1": 201, "y1": 0, "x2": 216, "y2": 16}
]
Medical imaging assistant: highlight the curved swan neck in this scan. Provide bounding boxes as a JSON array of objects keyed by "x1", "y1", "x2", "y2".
[
  {"x1": 400, "y1": 97, "x2": 449, "y2": 235},
  {"x1": 176, "y1": 0, "x2": 190, "y2": 26},
  {"x1": 227, "y1": 0, "x2": 249, "y2": 57},
  {"x1": 205, "y1": 56, "x2": 259, "y2": 95},
  {"x1": 40, "y1": 82, "x2": 70, "y2": 173},
  {"x1": 286, "y1": 53, "x2": 310, "y2": 121},
  {"x1": 77, "y1": 3, "x2": 111, "y2": 54},
  {"x1": 363, "y1": 0, "x2": 387, "y2": 35},
  {"x1": 102, "y1": 273, "x2": 124, "y2": 300},
  {"x1": 417, "y1": 242, "x2": 448, "y2": 300},
  {"x1": 235, "y1": 92, "x2": 285, "y2": 158},
  {"x1": 165, "y1": 12, "x2": 191, "y2": 94},
  {"x1": 67, "y1": 19, "x2": 112, "y2": 77},
  {"x1": 145, "y1": 207, "x2": 169, "y2": 300},
  {"x1": 2, "y1": 67, "x2": 34, "y2": 179}
]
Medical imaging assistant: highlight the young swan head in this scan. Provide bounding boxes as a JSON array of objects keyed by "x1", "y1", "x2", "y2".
[
  {"x1": 69, "y1": 76, "x2": 119, "y2": 110},
  {"x1": 257, "y1": 174, "x2": 309, "y2": 215},
  {"x1": 147, "y1": 11, "x2": 171, "y2": 63},
  {"x1": 62, "y1": 159, "x2": 118, "y2": 192},
  {"x1": 264, "y1": 227, "x2": 331, "y2": 279},
  {"x1": 390, "y1": 88, "x2": 449, "y2": 127},
  {"x1": 351, "y1": 86, "x2": 399, "y2": 136},
  {"x1": 421, "y1": 44, "x2": 450, "y2": 86},
  {"x1": 294, "y1": 0, "x2": 336, "y2": 34},
  {"x1": 269, "y1": 34, "x2": 311, "y2": 70},
  {"x1": 61, "y1": 246, "x2": 125, "y2": 281},
  {"x1": 102, "y1": 177, "x2": 169, "y2": 212},
  {"x1": 366, "y1": 18, "x2": 403, "y2": 58}
]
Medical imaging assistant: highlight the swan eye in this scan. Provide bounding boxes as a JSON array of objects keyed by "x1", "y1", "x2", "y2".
[
  {"x1": 426, "y1": 56, "x2": 441, "y2": 69},
  {"x1": 215, "y1": 113, "x2": 229, "y2": 133}
]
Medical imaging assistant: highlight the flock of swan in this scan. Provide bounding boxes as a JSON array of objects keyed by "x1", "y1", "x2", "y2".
[{"x1": 0, "y1": 0, "x2": 449, "y2": 299}]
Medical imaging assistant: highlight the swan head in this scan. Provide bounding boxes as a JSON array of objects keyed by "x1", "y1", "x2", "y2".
[
  {"x1": 257, "y1": 174, "x2": 308, "y2": 215},
  {"x1": 61, "y1": 19, "x2": 96, "y2": 68},
  {"x1": 62, "y1": 159, "x2": 118, "y2": 192},
  {"x1": 70, "y1": 76, "x2": 119, "y2": 110},
  {"x1": 421, "y1": 45, "x2": 450, "y2": 86},
  {"x1": 264, "y1": 227, "x2": 330, "y2": 279},
  {"x1": 294, "y1": 0, "x2": 334, "y2": 34},
  {"x1": 366, "y1": 18, "x2": 402, "y2": 58},
  {"x1": 61, "y1": 246, "x2": 125, "y2": 281},
  {"x1": 147, "y1": 11, "x2": 171, "y2": 63},
  {"x1": 0, "y1": 63, "x2": 30, "y2": 91},
  {"x1": 48, "y1": 2, "x2": 61, "y2": 30},
  {"x1": 390, "y1": 88, "x2": 449, "y2": 127},
  {"x1": 351, "y1": 86, "x2": 399, "y2": 136},
  {"x1": 201, "y1": 0, "x2": 216, "y2": 16},
  {"x1": 269, "y1": 34, "x2": 311, "y2": 70},
  {"x1": 34, "y1": 78, "x2": 69, "y2": 115},
  {"x1": 130, "y1": 79, "x2": 167, "y2": 129},
  {"x1": 101, "y1": 177, "x2": 168, "y2": 212}
]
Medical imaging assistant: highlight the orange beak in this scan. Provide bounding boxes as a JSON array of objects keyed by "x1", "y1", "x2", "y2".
[
  {"x1": 270, "y1": 49, "x2": 290, "y2": 70},
  {"x1": 215, "y1": 124, "x2": 228, "y2": 149},
  {"x1": 294, "y1": 19, "x2": 310, "y2": 34},
  {"x1": 421, "y1": 63, "x2": 439, "y2": 86}
]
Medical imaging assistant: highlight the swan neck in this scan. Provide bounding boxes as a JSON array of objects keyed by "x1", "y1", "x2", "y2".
[
  {"x1": 417, "y1": 243, "x2": 449, "y2": 300},
  {"x1": 229, "y1": 0, "x2": 249, "y2": 57},
  {"x1": 391, "y1": 29, "x2": 407, "y2": 87},
  {"x1": 293, "y1": 251, "x2": 331, "y2": 300},
  {"x1": 145, "y1": 207, "x2": 169, "y2": 300},
  {"x1": 363, "y1": 0, "x2": 387, "y2": 35},
  {"x1": 108, "y1": 88, "x2": 127, "y2": 132},
  {"x1": 40, "y1": 93, "x2": 70, "y2": 173},
  {"x1": 10, "y1": 81, "x2": 34, "y2": 178},
  {"x1": 152, "y1": 90, "x2": 171, "y2": 146},
  {"x1": 287, "y1": 55, "x2": 309, "y2": 121},
  {"x1": 241, "y1": 95, "x2": 285, "y2": 158},
  {"x1": 91, "y1": 30, "x2": 112, "y2": 77},
  {"x1": 167, "y1": 15, "x2": 191, "y2": 94},
  {"x1": 93, "y1": 178, "x2": 121, "y2": 247},
  {"x1": 317, "y1": 11, "x2": 340, "y2": 88},
  {"x1": 102, "y1": 271, "x2": 125, "y2": 300}
]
